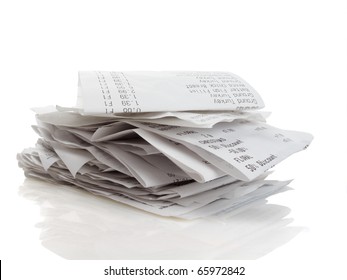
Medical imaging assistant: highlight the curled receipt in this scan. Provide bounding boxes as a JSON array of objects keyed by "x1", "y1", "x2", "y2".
[{"x1": 78, "y1": 71, "x2": 265, "y2": 114}]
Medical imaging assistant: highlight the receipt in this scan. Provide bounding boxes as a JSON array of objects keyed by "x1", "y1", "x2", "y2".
[
  {"x1": 127, "y1": 120, "x2": 313, "y2": 181},
  {"x1": 78, "y1": 71, "x2": 265, "y2": 114}
]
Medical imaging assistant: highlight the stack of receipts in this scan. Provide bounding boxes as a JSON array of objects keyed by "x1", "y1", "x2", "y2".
[{"x1": 17, "y1": 71, "x2": 313, "y2": 219}]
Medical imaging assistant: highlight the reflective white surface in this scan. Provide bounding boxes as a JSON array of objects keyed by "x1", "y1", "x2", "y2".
[{"x1": 19, "y1": 178, "x2": 302, "y2": 260}]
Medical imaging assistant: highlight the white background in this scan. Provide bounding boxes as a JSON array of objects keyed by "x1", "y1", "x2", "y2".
[{"x1": 1, "y1": 0, "x2": 346, "y2": 279}]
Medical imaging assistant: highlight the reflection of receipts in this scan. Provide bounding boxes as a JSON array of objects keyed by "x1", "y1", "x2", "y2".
[{"x1": 78, "y1": 71, "x2": 265, "y2": 114}]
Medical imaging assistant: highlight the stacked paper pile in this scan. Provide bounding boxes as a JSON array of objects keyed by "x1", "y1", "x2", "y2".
[{"x1": 17, "y1": 71, "x2": 313, "y2": 219}]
